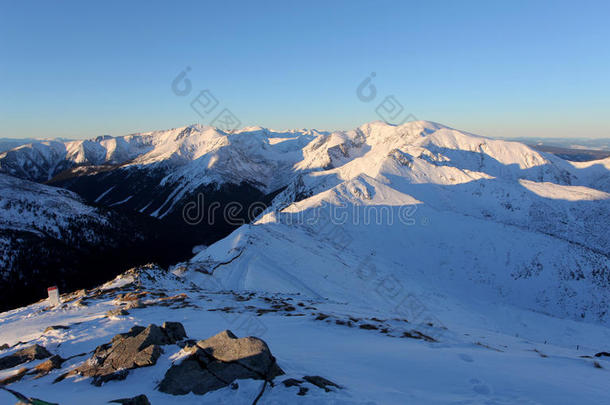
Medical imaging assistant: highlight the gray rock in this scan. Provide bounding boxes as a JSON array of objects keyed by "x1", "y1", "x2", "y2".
[
  {"x1": 30, "y1": 354, "x2": 65, "y2": 378},
  {"x1": 109, "y1": 394, "x2": 151, "y2": 405},
  {"x1": 303, "y1": 375, "x2": 342, "y2": 392},
  {"x1": 0, "y1": 344, "x2": 52, "y2": 370},
  {"x1": 162, "y1": 322, "x2": 187, "y2": 342},
  {"x1": 106, "y1": 308, "x2": 129, "y2": 317},
  {"x1": 123, "y1": 299, "x2": 144, "y2": 310},
  {"x1": 92, "y1": 369, "x2": 129, "y2": 386},
  {"x1": 282, "y1": 378, "x2": 303, "y2": 387},
  {"x1": 159, "y1": 330, "x2": 283, "y2": 396},
  {"x1": 159, "y1": 358, "x2": 227, "y2": 395},
  {"x1": 57, "y1": 322, "x2": 186, "y2": 386},
  {"x1": 196, "y1": 330, "x2": 283, "y2": 377},
  {"x1": 3, "y1": 386, "x2": 59, "y2": 405},
  {"x1": 0, "y1": 367, "x2": 28, "y2": 385},
  {"x1": 44, "y1": 325, "x2": 70, "y2": 333}
]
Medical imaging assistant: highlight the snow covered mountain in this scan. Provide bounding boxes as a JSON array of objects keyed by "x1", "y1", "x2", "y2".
[
  {"x1": 2, "y1": 121, "x2": 608, "y2": 222},
  {"x1": 0, "y1": 138, "x2": 42, "y2": 153},
  {"x1": 177, "y1": 121, "x2": 610, "y2": 326},
  {"x1": 2, "y1": 121, "x2": 608, "y2": 320},
  {"x1": 0, "y1": 173, "x2": 198, "y2": 311},
  {"x1": 1, "y1": 120, "x2": 609, "y2": 404}
]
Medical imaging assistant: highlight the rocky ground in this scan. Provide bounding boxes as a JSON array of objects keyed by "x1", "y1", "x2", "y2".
[{"x1": 0, "y1": 265, "x2": 609, "y2": 404}]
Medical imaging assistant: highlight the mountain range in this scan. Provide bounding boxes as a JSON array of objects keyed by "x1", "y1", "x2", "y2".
[{"x1": 0, "y1": 121, "x2": 609, "y2": 404}]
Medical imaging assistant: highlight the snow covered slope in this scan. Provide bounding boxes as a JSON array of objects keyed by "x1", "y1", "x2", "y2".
[
  {"x1": 2, "y1": 121, "x2": 607, "y2": 221},
  {"x1": 3, "y1": 120, "x2": 608, "y2": 321},
  {"x1": 0, "y1": 138, "x2": 42, "y2": 153},
  {"x1": 1, "y1": 121, "x2": 609, "y2": 404},
  {"x1": 0, "y1": 173, "x2": 102, "y2": 230},
  {"x1": 0, "y1": 264, "x2": 609, "y2": 405},
  {"x1": 0, "y1": 174, "x2": 176, "y2": 311},
  {"x1": 181, "y1": 121, "x2": 610, "y2": 328}
]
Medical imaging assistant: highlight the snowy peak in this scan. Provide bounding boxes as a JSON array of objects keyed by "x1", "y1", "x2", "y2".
[
  {"x1": 177, "y1": 121, "x2": 610, "y2": 329},
  {"x1": 0, "y1": 173, "x2": 103, "y2": 237},
  {"x1": 1, "y1": 121, "x2": 608, "y2": 220}
]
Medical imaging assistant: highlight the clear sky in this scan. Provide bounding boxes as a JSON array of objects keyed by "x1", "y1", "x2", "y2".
[{"x1": 1, "y1": 0, "x2": 609, "y2": 139}]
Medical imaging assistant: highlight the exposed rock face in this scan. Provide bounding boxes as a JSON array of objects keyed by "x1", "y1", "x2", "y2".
[
  {"x1": 0, "y1": 367, "x2": 28, "y2": 385},
  {"x1": 106, "y1": 308, "x2": 130, "y2": 317},
  {"x1": 2, "y1": 385, "x2": 59, "y2": 405},
  {"x1": 31, "y1": 355, "x2": 65, "y2": 378},
  {"x1": 58, "y1": 322, "x2": 186, "y2": 386},
  {"x1": 0, "y1": 344, "x2": 52, "y2": 370},
  {"x1": 159, "y1": 330, "x2": 283, "y2": 396}
]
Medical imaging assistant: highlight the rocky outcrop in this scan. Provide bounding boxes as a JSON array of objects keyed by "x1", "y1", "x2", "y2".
[
  {"x1": 56, "y1": 322, "x2": 186, "y2": 386},
  {"x1": 30, "y1": 355, "x2": 65, "y2": 378},
  {"x1": 0, "y1": 345, "x2": 52, "y2": 370},
  {"x1": 106, "y1": 308, "x2": 130, "y2": 317},
  {"x1": 281, "y1": 376, "x2": 342, "y2": 396},
  {"x1": 303, "y1": 375, "x2": 342, "y2": 392},
  {"x1": 0, "y1": 367, "x2": 28, "y2": 385},
  {"x1": 109, "y1": 394, "x2": 151, "y2": 405},
  {"x1": 159, "y1": 330, "x2": 283, "y2": 396}
]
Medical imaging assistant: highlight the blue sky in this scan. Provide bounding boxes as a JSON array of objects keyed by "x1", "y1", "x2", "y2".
[{"x1": 1, "y1": 0, "x2": 609, "y2": 139}]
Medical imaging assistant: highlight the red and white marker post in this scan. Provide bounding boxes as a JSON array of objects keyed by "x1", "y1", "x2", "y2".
[{"x1": 47, "y1": 286, "x2": 60, "y2": 306}]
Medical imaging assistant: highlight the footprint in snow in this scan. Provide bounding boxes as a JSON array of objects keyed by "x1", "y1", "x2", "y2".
[
  {"x1": 459, "y1": 353, "x2": 474, "y2": 362},
  {"x1": 469, "y1": 378, "x2": 491, "y2": 395}
]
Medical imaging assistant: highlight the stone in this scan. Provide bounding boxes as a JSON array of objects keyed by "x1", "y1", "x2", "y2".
[
  {"x1": 195, "y1": 330, "x2": 283, "y2": 377},
  {"x1": 303, "y1": 375, "x2": 341, "y2": 392},
  {"x1": 56, "y1": 322, "x2": 186, "y2": 386},
  {"x1": 0, "y1": 344, "x2": 52, "y2": 370},
  {"x1": 282, "y1": 378, "x2": 303, "y2": 387},
  {"x1": 158, "y1": 358, "x2": 227, "y2": 395},
  {"x1": 0, "y1": 367, "x2": 28, "y2": 385},
  {"x1": 2, "y1": 386, "x2": 59, "y2": 405},
  {"x1": 44, "y1": 325, "x2": 70, "y2": 333},
  {"x1": 158, "y1": 330, "x2": 283, "y2": 396},
  {"x1": 109, "y1": 394, "x2": 151, "y2": 405},
  {"x1": 106, "y1": 308, "x2": 129, "y2": 317},
  {"x1": 31, "y1": 355, "x2": 64, "y2": 378},
  {"x1": 162, "y1": 322, "x2": 187, "y2": 342},
  {"x1": 123, "y1": 299, "x2": 144, "y2": 310},
  {"x1": 92, "y1": 369, "x2": 129, "y2": 386}
]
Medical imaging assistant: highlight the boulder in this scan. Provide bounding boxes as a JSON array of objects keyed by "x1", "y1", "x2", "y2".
[
  {"x1": 106, "y1": 308, "x2": 129, "y2": 317},
  {"x1": 162, "y1": 322, "x2": 187, "y2": 342},
  {"x1": 43, "y1": 325, "x2": 69, "y2": 333},
  {"x1": 303, "y1": 375, "x2": 341, "y2": 392},
  {"x1": 159, "y1": 330, "x2": 283, "y2": 396},
  {"x1": 0, "y1": 367, "x2": 28, "y2": 385},
  {"x1": 31, "y1": 355, "x2": 64, "y2": 378},
  {"x1": 109, "y1": 394, "x2": 151, "y2": 405},
  {"x1": 123, "y1": 300, "x2": 144, "y2": 310},
  {"x1": 0, "y1": 344, "x2": 52, "y2": 370},
  {"x1": 57, "y1": 322, "x2": 186, "y2": 386},
  {"x1": 1, "y1": 386, "x2": 59, "y2": 405}
]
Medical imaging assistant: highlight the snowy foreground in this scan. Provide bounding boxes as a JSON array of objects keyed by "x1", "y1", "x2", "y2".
[{"x1": 0, "y1": 266, "x2": 608, "y2": 405}]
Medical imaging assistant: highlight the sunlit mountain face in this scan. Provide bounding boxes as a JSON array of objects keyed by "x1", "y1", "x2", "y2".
[{"x1": 0, "y1": 121, "x2": 609, "y2": 404}]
